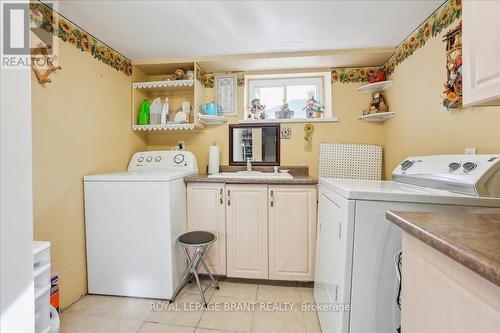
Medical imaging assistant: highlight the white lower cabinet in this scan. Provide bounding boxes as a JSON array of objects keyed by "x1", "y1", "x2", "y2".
[
  {"x1": 186, "y1": 182, "x2": 317, "y2": 281},
  {"x1": 226, "y1": 184, "x2": 269, "y2": 279},
  {"x1": 268, "y1": 185, "x2": 317, "y2": 281},
  {"x1": 187, "y1": 183, "x2": 226, "y2": 275}
]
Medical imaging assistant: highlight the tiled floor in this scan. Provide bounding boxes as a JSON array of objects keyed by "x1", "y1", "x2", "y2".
[{"x1": 61, "y1": 281, "x2": 321, "y2": 333}]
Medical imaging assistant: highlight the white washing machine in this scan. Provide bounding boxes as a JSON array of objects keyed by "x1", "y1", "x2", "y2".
[
  {"x1": 84, "y1": 150, "x2": 198, "y2": 299},
  {"x1": 315, "y1": 155, "x2": 500, "y2": 333}
]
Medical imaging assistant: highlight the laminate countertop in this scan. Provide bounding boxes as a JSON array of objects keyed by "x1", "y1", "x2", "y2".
[
  {"x1": 386, "y1": 211, "x2": 500, "y2": 287},
  {"x1": 184, "y1": 174, "x2": 317, "y2": 185}
]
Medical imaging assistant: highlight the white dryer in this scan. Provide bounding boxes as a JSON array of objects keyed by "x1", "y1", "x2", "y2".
[
  {"x1": 84, "y1": 150, "x2": 198, "y2": 299},
  {"x1": 315, "y1": 155, "x2": 500, "y2": 333}
]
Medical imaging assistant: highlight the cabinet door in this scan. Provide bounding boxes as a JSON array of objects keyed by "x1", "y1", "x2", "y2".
[
  {"x1": 463, "y1": 1, "x2": 500, "y2": 106},
  {"x1": 187, "y1": 183, "x2": 226, "y2": 275},
  {"x1": 226, "y1": 184, "x2": 268, "y2": 279},
  {"x1": 268, "y1": 185, "x2": 317, "y2": 281}
]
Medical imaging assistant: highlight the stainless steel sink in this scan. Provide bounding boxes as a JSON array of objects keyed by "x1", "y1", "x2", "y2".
[{"x1": 208, "y1": 170, "x2": 293, "y2": 180}]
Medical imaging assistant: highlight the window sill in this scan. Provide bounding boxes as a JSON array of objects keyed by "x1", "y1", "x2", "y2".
[{"x1": 239, "y1": 117, "x2": 338, "y2": 124}]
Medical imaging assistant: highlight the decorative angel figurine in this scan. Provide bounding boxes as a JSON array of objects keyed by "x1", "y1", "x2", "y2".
[{"x1": 248, "y1": 98, "x2": 266, "y2": 119}]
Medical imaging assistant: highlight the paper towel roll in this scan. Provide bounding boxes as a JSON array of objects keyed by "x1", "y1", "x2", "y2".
[{"x1": 208, "y1": 144, "x2": 220, "y2": 175}]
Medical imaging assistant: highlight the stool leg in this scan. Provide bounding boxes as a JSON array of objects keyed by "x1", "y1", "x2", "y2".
[
  {"x1": 192, "y1": 248, "x2": 207, "y2": 307},
  {"x1": 199, "y1": 246, "x2": 219, "y2": 289},
  {"x1": 170, "y1": 246, "x2": 199, "y2": 303}
]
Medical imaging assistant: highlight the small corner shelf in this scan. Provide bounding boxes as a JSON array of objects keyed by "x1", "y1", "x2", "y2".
[
  {"x1": 198, "y1": 114, "x2": 227, "y2": 125},
  {"x1": 132, "y1": 123, "x2": 200, "y2": 131},
  {"x1": 357, "y1": 80, "x2": 393, "y2": 94},
  {"x1": 358, "y1": 112, "x2": 394, "y2": 122},
  {"x1": 133, "y1": 79, "x2": 194, "y2": 91}
]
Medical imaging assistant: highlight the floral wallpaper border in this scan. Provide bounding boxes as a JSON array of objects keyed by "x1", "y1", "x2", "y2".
[
  {"x1": 331, "y1": 67, "x2": 382, "y2": 83},
  {"x1": 383, "y1": 0, "x2": 461, "y2": 76},
  {"x1": 331, "y1": 0, "x2": 462, "y2": 83},
  {"x1": 29, "y1": 1, "x2": 132, "y2": 76}
]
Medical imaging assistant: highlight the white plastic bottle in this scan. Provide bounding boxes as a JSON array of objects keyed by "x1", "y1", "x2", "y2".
[
  {"x1": 150, "y1": 98, "x2": 162, "y2": 124},
  {"x1": 161, "y1": 97, "x2": 169, "y2": 125}
]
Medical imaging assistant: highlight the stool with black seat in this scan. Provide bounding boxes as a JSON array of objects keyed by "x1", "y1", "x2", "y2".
[{"x1": 169, "y1": 231, "x2": 219, "y2": 307}]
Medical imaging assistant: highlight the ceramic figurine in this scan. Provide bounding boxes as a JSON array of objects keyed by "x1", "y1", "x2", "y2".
[
  {"x1": 369, "y1": 70, "x2": 386, "y2": 83},
  {"x1": 248, "y1": 99, "x2": 266, "y2": 119},
  {"x1": 174, "y1": 68, "x2": 185, "y2": 80},
  {"x1": 370, "y1": 93, "x2": 388, "y2": 113},
  {"x1": 303, "y1": 97, "x2": 323, "y2": 118},
  {"x1": 276, "y1": 103, "x2": 294, "y2": 119}
]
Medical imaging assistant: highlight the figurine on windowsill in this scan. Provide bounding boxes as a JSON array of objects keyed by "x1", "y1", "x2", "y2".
[
  {"x1": 275, "y1": 103, "x2": 295, "y2": 119},
  {"x1": 303, "y1": 97, "x2": 324, "y2": 118},
  {"x1": 248, "y1": 98, "x2": 266, "y2": 120}
]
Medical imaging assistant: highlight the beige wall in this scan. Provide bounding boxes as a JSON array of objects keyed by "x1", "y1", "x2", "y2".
[
  {"x1": 32, "y1": 41, "x2": 147, "y2": 309},
  {"x1": 383, "y1": 21, "x2": 500, "y2": 178},
  {"x1": 32, "y1": 16, "x2": 500, "y2": 311},
  {"x1": 148, "y1": 82, "x2": 384, "y2": 177}
]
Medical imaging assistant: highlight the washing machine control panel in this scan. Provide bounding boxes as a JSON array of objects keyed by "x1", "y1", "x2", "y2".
[
  {"x1": 128, "y1": 151, "x2": 198, "y2": 172},
  {"x1": 392, "y1": 154, "x2": 500, "y2": 197}
]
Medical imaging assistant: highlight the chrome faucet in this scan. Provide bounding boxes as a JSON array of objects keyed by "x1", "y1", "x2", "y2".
[{"x1": 246, "y1": 158, "x2": 252, "y2": 172}]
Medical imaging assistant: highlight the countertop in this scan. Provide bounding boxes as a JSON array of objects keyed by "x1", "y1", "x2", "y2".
[
  {"x1": 184, "y1": 174, "x2": 317, "y2": 185},
  {"x1": 185, "y1": 165, "x2": 317, "y2": 185},
  {"x1": 386, "y1": 211, "x2": 500, "y2": 287}
]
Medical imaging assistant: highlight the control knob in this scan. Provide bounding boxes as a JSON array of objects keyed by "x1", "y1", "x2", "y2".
[
  {"x1": 155, "y1": 156, "x2": 161, "y2": 162},
  {"x1": 400, "y1": 160, "x2": 414, "y2": 171},
  {"x1": 463, "y1": 162, "x2": 477, "y2": 173},
  {"x1": 448, "y1": 162, "x2": 461, "y2": 172},
  {"x1": 146, "y1": 156, "x2": 152, "y2": 162},
  {"x1": 174, "y1": 154, "x2": 185, "y2": 164},
  {"x1": 137, "y1": 156, "x2": 144, "y2": 163}
]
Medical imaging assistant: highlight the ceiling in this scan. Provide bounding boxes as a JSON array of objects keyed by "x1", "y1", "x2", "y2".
[{"x1": 53, "y1": 0, "x2": 444, "y2": 65}]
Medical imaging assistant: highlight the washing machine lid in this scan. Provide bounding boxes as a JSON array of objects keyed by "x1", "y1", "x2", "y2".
[
  {"x1": 319, "y1": 178, "x2": 500, "y2": 207},
  {"x1": 84, "y1": 170, "x2": 197, "y2": 182}
]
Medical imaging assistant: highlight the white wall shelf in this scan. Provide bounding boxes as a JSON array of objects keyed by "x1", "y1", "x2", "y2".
[
  {"x1": 358, "y1": 112, "x2": 394, "y2": 122},
  {"x1": 198, "y1": 114, "x2": 227, "y2": 125},
  {"x1": 132, "y1": 123, "x2": 201, "y2": 131},
  {"x1": 357, "y1": 80, "x2": 393, "y2": 94},
  {"x1": 133, "y1": 79, "x2": 194, "y2": 92}
]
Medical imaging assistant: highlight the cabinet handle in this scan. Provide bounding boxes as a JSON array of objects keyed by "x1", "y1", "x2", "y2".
[
  {"x1": 338, "y1": 222, "x2": 342, "y2": 239},
  {"x1": 219, "y1": 188, "x2": 223, "y2": 205},
  {"x1": 227, "y1": 189, "x2": 231, "y2": 206},
  {"x1": 335, "y1": 285, "x2": 338, "y2": 302},
  {"x1": 270, "y1": 190, "x2": 274, "y2": 207}
]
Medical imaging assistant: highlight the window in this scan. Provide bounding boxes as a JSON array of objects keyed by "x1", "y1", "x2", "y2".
[{"x1": 244, "y1": 72, "x2": 333, "y2": 121}]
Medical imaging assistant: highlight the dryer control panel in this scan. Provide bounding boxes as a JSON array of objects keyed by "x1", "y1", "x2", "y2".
[{"x1": 127, "y1": 151, "x2": 198, "y2": 172}]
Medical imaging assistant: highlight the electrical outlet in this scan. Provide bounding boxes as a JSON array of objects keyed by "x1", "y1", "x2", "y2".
[
  {"x1": 465, "y1": 148, "x2": 477, "y2": 155},
  {"x1": 178, "y1": 140, "x2": 186, "y2": 151}
]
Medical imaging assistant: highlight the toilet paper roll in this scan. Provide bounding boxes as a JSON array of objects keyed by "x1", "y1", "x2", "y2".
[{"x1": 208, "y1": 145, "x2": 220, "y2": 175}]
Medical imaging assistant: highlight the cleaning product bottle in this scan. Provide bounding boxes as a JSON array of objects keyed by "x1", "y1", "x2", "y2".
[
  {"x1": 161, "y1": 97, "x2": 169, "y2": 125},
  {"x1": 150, "y1": 98, "x2": 162, "y2": 125},
  {"x1": 138, "y1": 99, "x2": 150, "y2": 125}
]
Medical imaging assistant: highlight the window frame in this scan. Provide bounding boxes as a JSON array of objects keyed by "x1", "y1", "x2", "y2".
[{"x1": 243, "y1": 71, "x2": 333, "y2": 122}]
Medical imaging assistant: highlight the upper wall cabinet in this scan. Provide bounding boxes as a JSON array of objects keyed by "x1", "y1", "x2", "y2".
[
  {"x1": 131, "y1": 62, "x2": 206, "y2": 131},
  {"x1": 462, "y1": 1, "x2": 500, "y2": 107}
]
